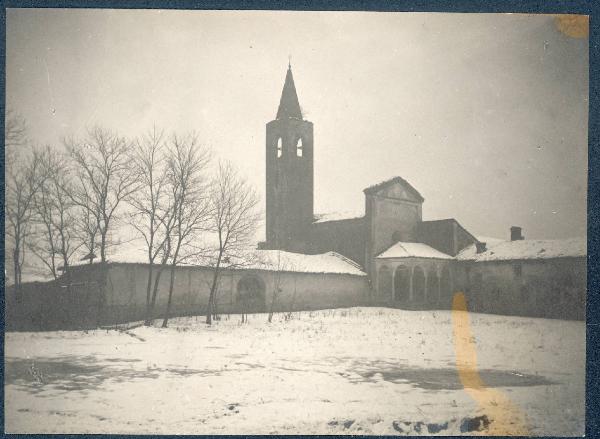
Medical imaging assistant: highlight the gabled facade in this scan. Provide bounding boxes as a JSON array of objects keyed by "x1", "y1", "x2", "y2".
[{"x1": 363, "y1": 177, "x2": 425, "y2": 278}]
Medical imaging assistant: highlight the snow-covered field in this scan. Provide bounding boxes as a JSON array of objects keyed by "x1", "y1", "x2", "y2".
[{"x1": 5, "y1": 307, "x2": 585, "y2": 435}]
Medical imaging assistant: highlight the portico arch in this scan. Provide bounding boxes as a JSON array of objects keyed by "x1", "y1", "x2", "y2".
[
  {"x1": 440, "y1": 266, "x2": 451, "y2": 305},
  {"x1": 427, "y1": 268, "x2": 439, "y2": 306},
  {"x1": 378, "y1": 266, "x2": 393, "y2": 301},
  {"x1": 412, "y1": 266, "x2": 425, "y2": 303},
  {"x1": 394, "y1": 265, "x2": 410, "y2": 302}
]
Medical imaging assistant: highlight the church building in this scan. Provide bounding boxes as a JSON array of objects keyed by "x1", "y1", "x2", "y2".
[
  {"x1": 259, "y1": 65, "x2": 586, "y2": 319},
  {"x1": 6, "y1": 65, "x2": 587, "y2": 331}
]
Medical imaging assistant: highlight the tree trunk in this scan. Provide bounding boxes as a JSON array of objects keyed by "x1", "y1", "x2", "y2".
[
  {"x1": 268, "y1": 293, "x2": 276, "y2": 323},
  {"x1": 161, "y1": 263, "x2": 177, "y2": 328},
  {"x1": 145, "y1": 264, "x2": 167, "y2": 326},
  {"x1": 144, "y1": 262, "x2": 154, "y2": 325},
  {"x1": 13, "y1": 245, "x2": 20, "y2": 299},
  {"x1": 100, "y1": 230, "x2": 107, "y2": 263},
  {"x1": 206, "y1": 260, "x2": 222, "y2": 325},
  {"x1": 96, "y1": 262, "x2": 108, "y2": 328}
]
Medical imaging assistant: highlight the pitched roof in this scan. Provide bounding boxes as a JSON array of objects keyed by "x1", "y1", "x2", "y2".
[
  {"x1": 376, "y1": 242, "x2": 453, "y2": 260},
  {"x1": 69, "y1": 240, "x2": 366, "y2": 276},
  {"x1": 456, "y1": 237, "x2": 587, "y2": 262},
  {"x1": 232, "y1": 250, "x2": 366, "y2": 276},
  {"x1": 276, "y1": 66, "x2": 303, "y2": 120},
  {"x1": 363, "y1": 176, "x2": 424, "y2": 202}
]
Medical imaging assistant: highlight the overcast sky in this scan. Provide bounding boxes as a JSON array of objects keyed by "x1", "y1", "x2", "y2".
[{"x1": 6, "y1": 9, "x2": 588, "y2": 241}]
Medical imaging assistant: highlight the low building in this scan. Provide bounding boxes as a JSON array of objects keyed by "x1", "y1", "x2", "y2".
[
  {"x1": 6, "y1": 249, "x2": 369, "y2": 330},
  {"x1": 368, "y1": 230, "x2": 586, "y2": 320},
  {"x1": 454, "y1": 236, "x2": 586, "y2": 320}
]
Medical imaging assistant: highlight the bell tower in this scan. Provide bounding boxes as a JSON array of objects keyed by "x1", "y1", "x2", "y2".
[{"x1": 265, "y1": 64, "x2": 314, "y2": 251}]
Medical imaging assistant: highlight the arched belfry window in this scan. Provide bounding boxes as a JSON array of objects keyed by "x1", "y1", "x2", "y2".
[
  {"x1": 276, "y1": 138, "x2": 283, "y2": 158},
  {"x1": 296, "y1": 138, "x2": 303, "y2": 157}
]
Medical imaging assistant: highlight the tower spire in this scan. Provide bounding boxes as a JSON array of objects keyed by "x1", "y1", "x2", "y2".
[{"x1": 276, "y1": 64, "x2": 302, "y2": 120}]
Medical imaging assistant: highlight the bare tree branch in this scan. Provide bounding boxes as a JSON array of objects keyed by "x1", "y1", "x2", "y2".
[
  {"x1": 205, "y1": 161, "x2": 261, "y2": 325},
  {"x1": 64, "y1": 126, "x2": 140, "y2": 264},
  {"x1": 161, "y1": 132, "x2": 212, "y2": 328},
  {"x1": 5, "y1": 113, "x2": 47, "y2": 292},
  {"x1": 29, "y1": 145, "x2": 83, "y2": 279}
]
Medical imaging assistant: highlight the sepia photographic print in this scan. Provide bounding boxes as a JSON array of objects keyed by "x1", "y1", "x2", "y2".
[{"x1": 4, "y1": 8, "x2": 589, "y2": 436}]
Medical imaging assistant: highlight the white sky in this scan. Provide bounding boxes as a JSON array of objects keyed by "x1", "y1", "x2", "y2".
[{"x1": 6, "y1": 9, "x2": 589, "y2": 241}]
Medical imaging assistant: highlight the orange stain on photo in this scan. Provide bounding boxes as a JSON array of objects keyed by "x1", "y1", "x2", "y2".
[
  {"x1": 452, "y1": 292, "x2": 530, "y2": 436},
  {"x1": 554, "y1": 14, "x2": 589, "y2": 39}
]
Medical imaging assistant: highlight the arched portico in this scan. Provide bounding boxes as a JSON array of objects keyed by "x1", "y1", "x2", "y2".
[
  {"x1": 393, "y1": 266, "x2": 410, "y2": 302},
  {"x1": 375, "y1": 256, "x2": 452, "y2": 309}
]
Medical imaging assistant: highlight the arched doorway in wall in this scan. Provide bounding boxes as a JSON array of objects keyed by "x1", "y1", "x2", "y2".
[
  {"x1": 427, "y1": 268, "x2": 439, "y2": 307},
  {"x1": 412, "y1": 266, "x2": 426, "y2": 303},
  {"x1": 440, "y1": 266, "x2": 451, "y2": 306},
  {"x1": 394, "y1": 266, "x2": 410, "y2": 302},
  {"x1": 378, "y1": 266, "x2": 393, "y2": 301},
  {"x1": 236, "y1": 275, "x2": 266, "y2": 313}
]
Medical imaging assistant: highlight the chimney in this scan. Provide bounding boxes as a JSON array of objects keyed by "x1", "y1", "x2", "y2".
[
  {"x1": 510, "y1": 226, "x2": 524, "y2": 241},
  {"x1": 475, "y1": 241, "x2": 487, "y2": 254}
]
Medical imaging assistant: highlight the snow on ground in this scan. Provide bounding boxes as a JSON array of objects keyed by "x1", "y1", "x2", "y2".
[{"x1": 4, "y1": 307, "x2": 584, "y2": 435}]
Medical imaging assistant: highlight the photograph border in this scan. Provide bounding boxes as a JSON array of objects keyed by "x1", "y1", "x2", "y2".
[{"x1": 1, "y1": 0, "x2": 597, "y2": 437}]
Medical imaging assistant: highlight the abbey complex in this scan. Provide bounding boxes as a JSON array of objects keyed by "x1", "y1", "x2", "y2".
[{"x1": 7, "y1": 67, "x2": 587, "y2": 330}]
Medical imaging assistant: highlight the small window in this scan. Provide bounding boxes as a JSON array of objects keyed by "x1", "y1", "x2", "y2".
[
  {"x1": 276, "y1": 138, "x2": 283, "y2": 158},
  {"x1": 296, "y1": 138, "x2": 303, "y2": 157}
]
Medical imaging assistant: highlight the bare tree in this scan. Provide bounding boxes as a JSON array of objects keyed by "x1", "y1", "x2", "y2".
[
  {"x1": 205, "y1": 162, "x2": 260, "y2": 325},
  {"x1": 65, "y1": 127, "x2": 139, "y2": 263},
  {"x1": 29, "y1": 146, "x2": 82, "y2": 279},
  {"x1": 5, "y1": 110, "x2": 27, "y2": 150},
  {"x1": 5, "y1": 113, "x2": 47, "y2": 293},
  {"x1": 161, "y1": 133, "x2": 211, "y2": 328},
  {"x1": 75, "y1": 194, "x2": 100, "y2": 264},
  {"x1": 128, "y1": 127, "x2": 176, "y2": 325}
]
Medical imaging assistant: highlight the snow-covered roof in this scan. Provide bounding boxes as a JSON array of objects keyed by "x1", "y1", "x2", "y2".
[
  {"x1": 456, "y1": 237, "x2": 587, "y2": 262},
  {"x1": 228, "y1": 250, "x2": 366, "y2": 276},
  {"x1": 376, "y1": 242, "x2": 453, "y2": 260},
  {"x1": 70, "y1": 241, "x2": 366, "y2": 276},
  {"x1": 313, "y1": 210, "x2": 364, "y2": 224},
  {"x1": 475, "y1": 236, "x2": 504, "y2": 245}
]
